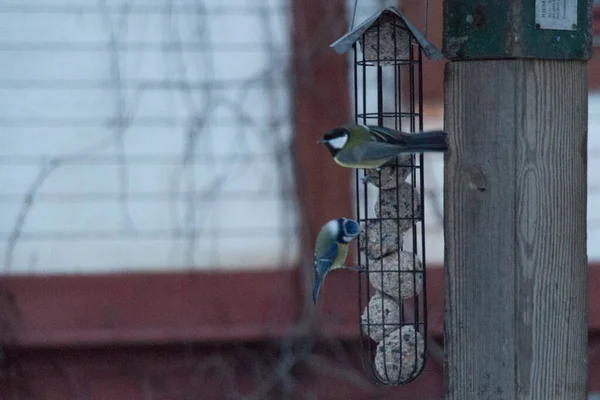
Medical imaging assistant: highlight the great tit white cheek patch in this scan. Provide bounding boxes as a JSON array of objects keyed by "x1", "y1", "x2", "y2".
[{"x1": 327, "y1": 135, "x2": 349, "y2": 150}]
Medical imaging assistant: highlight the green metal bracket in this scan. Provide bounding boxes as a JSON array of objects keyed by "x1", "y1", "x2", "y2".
[{"x1": 443, "y1": 0, "x2": 593, "y2": 60}]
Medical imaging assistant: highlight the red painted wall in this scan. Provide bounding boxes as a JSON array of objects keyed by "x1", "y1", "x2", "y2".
[{"x1": 2, "y1": 267, "x2": 600, "y2": 399}]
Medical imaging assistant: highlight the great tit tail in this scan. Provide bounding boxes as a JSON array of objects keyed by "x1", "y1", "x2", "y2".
[{"x1": 404, "y1": 130, "x2": 448, "y2": 152}]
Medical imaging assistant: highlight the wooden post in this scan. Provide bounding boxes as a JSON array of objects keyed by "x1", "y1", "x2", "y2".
[
  {"x1": 443, "y1": 0, "x2": 592, "y2": 398},
  {"x1": 444, "y1": 60, "x2": 588, "y2": 399}
]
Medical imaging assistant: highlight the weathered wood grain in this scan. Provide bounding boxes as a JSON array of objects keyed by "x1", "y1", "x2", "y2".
[{"x1": 444, "y1": 60, "x2": 588, "y2": 400}]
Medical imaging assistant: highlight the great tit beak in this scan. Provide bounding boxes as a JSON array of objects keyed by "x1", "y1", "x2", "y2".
[{"x1": 317, "y1": 139, "x2": 325, "y2": 144}]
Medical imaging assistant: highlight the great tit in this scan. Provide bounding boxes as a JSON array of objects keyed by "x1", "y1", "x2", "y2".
[
  {"x1": 313, "y1": 217, "x2": 361, "y2": 304},
  {"x1": 318, "y1": 123, "x2": 448, "y2": 169}
]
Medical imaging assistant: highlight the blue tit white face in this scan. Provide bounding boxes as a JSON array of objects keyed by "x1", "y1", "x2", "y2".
[{"x1": 319, "y1": 128, "x2": 350, "y2": 157}]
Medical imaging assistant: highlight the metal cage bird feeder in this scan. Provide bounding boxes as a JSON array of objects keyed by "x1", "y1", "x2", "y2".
[{"x1": 330, "y1": 7, "x2": 442, "y2": 385}]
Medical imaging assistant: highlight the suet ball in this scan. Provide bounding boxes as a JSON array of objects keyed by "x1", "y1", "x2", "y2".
[
  {"x1": 374, "y1": 184, "x2": 422, "y2": 232},
  {"x1": 362, "y1": 155, "x2": 412, "y2": 188},
  {"x1": 359, "y1": 219, "x2": 402, "y2": 259},
  {"x1": 374, "y1": 326, "x2": 425, "y2": 383},
  {"x1": 361, "y1": 291, "x2": 401, "y2": 342},
  {"x1": 359, "y1": 13, "x2": 410, "y2": 65},
  {"x1": 366, "y1": 251, "x2": 423, "y2": 301}
]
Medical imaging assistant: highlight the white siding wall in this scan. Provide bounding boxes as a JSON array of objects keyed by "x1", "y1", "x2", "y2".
[
  {"x1": 588, "y1": 91, "x2": 600, "y2": 261},
  {"x1": 1, "y1": 1, "x2": 598, "y2": 274},
  {"x1": 0, "y1": 1, "x2": 298, "y2": 274}
]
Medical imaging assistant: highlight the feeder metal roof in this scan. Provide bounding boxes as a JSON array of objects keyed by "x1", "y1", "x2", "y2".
[{"x1": 330, "y1": 7, "x2": 443, "y2": 61}]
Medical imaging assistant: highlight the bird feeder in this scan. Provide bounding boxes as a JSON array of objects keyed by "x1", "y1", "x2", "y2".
[{"x1": 330, "y1": 7, "x2": 442, "y2": 385}]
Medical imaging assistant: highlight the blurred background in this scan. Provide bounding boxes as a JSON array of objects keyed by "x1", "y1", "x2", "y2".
[{"x1": 0, "y1": 0, "x2": 599, "y2": 399}]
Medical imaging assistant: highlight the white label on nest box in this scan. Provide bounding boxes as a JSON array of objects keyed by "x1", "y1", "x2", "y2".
[{"x1": 535, "y1": 0, "x2": 577, "y2": 31}]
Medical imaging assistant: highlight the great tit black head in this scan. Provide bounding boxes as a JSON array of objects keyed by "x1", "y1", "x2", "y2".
[{"x1": 318, "y1": 127, "x2": 350, "y2": 157}]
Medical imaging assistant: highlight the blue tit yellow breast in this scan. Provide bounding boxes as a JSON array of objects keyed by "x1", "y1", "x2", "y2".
[{"x1": 330, "y1": 243, "x2": 349, "y2": 270}]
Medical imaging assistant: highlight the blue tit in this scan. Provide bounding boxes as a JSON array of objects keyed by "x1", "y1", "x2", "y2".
[
  {"x1": 313, "y1": 217, "x2": 361, "y2": 304},
  {"x1": 318, "y1": 123, "x2": 448, "y2": 169}
]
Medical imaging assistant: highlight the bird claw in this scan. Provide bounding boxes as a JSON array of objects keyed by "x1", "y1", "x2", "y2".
[{"x1": 360, "y1": 170, "x2": 380, "y2": 185}]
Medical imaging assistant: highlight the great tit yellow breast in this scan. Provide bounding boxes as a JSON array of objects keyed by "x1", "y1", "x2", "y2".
[{"x1": 333, "y1": 157, "x2": 388, "y2": 169}]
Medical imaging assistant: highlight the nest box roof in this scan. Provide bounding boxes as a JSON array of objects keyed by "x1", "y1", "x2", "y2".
[{"x1": 330, "y1": 7, "x2": 443, "y2": 61}]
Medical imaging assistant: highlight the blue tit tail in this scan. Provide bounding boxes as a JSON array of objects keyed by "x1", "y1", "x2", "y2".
[
  {"x1": 403, "y1": 131, "x2": 448, "y2": 152},
  {"x1": 312, "y1": 278, "x2": 322, "y2": 304}
]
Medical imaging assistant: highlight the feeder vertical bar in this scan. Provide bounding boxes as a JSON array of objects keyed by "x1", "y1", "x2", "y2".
[
  {"x1": 397, "y1": 63, "x2": 402, "y2": 132},
  {"x1": 408, "y1": 44, "x2": 419, "y2": 332},
  {"x1": 377, "y1": 66, "x2": 384, "y2": 127},
  {"x1": 354, "y1": 44, "x2": 364, "y2": 356},
  {"x1": 417, "y1": 47, "x2": 427, "y2": 355},
  {"x1": 361, "y1": 45, "x2": 372, "y2": 359}
]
